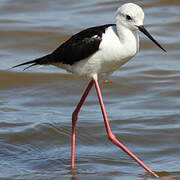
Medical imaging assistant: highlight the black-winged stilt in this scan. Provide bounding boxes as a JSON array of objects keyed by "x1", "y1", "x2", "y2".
[{"x1": 10, "y1": 3, "x2": 166, "y2": 177}]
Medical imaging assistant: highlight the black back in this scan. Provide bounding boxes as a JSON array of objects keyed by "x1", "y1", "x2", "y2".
[{"x1": 10, "y1": 24, "x2": 115, "y2": 70}]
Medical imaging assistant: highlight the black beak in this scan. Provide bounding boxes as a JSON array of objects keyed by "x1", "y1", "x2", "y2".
[{"x1": 138, "y1": 25, "x2": 166, "y2": 52}]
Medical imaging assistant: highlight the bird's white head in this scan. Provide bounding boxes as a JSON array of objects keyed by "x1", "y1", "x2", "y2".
[
  {"x1": 116, "y1": 3, "x2": 144, "y2": 31},
  {"x1": 115, "y1": 3, "x2": 166, "y2": 52}
]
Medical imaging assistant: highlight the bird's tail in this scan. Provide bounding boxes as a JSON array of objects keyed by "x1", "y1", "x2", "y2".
[{"x1": 9, "y1": 54, "x2": 52, "y2": 71}]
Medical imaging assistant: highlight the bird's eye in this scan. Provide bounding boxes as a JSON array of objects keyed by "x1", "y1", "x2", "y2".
[{"x1": 126, "y1": 15, "x2": 132, "y2": 20}]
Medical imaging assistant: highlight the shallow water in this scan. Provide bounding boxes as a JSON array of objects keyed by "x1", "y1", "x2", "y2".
[{"x1": 0, "y1": 0, "x2": 180, "y2": 179}]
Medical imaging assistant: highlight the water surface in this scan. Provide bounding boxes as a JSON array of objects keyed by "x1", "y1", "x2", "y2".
[{"x1": 0, "y1": 0, "x2": 180, "y2": 179}]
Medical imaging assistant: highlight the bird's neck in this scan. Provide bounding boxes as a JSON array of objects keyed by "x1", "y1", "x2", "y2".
[{"x1": 116, "y1": 24, "x2": 139, "y2": 53}]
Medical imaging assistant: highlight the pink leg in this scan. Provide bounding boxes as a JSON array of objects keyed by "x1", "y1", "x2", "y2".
[
  {"x1": 93, "y1": 78, "x2": 159, "y2": 178},
  {"x1": 71, "y1": 80, "x2": 94, "y2": 169}
]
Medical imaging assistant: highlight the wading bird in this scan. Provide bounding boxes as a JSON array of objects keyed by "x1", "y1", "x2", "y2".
[{"x1": 11, "y1": 3, "x2": 166, "y2": 178}]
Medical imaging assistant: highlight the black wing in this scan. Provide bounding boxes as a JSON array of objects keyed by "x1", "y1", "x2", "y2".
[
  {"x1": 10, "y1": 24, "x2": 115, "y2": 70},
  {"x1": 50, "y1": 24, "x2": 115, "y2": 65}
]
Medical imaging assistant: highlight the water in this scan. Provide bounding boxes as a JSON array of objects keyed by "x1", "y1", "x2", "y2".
[{"x1": 0, "y1": 0, "x2": 180, "y2": 179}]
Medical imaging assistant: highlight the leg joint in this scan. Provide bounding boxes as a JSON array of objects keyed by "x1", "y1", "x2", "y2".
[
  {"x1": 72, "y1": 111, "x2": 78, "y2": 121},
  {"x1": 107, "y1": 131, "x2": 117, "y2": 142}
]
